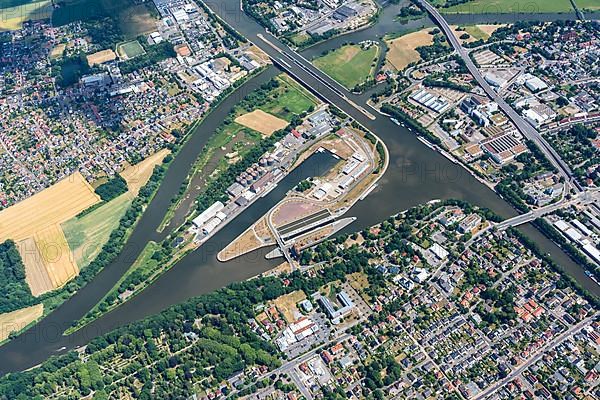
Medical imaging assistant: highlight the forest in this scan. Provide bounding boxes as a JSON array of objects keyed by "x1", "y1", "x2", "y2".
[
  {"x1": 94, "y1": 175, "x2": 128, "y2": 202},
  {"x1": 0, "y1": 240, "x2": 35, "y2": 314}
]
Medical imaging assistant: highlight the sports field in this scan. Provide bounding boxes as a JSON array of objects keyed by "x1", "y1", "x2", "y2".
[
  {"x1": 235, "y1": 110, "x2": 289, "y2": 136},
  {"x1": 0, "y1": 0, "x2": 51, "y2": 31},
  {"x1": 313, "y1": 44, "x2": 379, "y2": 89},
  {"x1": 0, "y1": 172, "x2": 100, "y2": 242},
  {"x1": 385, "y1": 29, "x2": 434, "y2": 71},
  {"x1": 0, "y1": 304, "x2": 43, "y2": 342},
  {"x1": 117, "y1": 40, "x2": 146, "y2": 60},
  {"x1": 87, "y1": 49, "x2": 116, "y2": 66},
  {"x1": 441, "y1": 0, "x2": 574, "y2": 14}
]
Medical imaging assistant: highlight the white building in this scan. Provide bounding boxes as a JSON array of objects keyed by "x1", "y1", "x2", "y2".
[
  {"x1": 430, "y1": 243, "x2": 449, "y2": 261},
  {"x1": 525, "y1": 76, "x2": 548, "y2": 92},
  {"x1": 192, "y1": 201, "x2": 224, "y2": 228}
]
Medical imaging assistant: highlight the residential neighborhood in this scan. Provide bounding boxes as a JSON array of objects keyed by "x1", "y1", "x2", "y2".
[{"x1": 0, "y1": 0, "x2": 268, "y2": 209}]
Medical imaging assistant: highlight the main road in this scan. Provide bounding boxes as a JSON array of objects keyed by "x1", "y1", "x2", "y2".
[
  {"x1": 415, "y1": 0, "x2": 582, "y2": 193},
  {"x1": 495, "y1": 188, "x2": 600, "y2": 231}
]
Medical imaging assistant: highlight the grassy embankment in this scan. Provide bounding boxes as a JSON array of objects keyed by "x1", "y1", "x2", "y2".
[
  {"x1": 575, "y1": 0, "x2": 600, "y2": 12},
  {"x1": 63, "y1": 241, "x2": 161, "y2": 335}
]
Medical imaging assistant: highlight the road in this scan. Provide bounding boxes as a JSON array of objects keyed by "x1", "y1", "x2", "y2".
[
  {"x1": 495, "y1": 188, "x2": 600, "y2": 230},
  {"x1": 472, "y1": 314, "x2": 595, "y2": 400},
  {"x1": 415, "y1": 0, "x2": 582, "y2": 194}
]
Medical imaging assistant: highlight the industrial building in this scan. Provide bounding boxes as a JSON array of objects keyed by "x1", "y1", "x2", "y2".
[
  {"x1": 276, "y1": 316, "x2": 318, "y2": 351},
  {"x1": 525, "y1": 75, "x2": 548, "y2": 92},
  {"x1": 480, "y1": 133, "x2": 528, "y2": 165},
  {"x1": 192, "y1": 201, "x2": 224, "y2": 228},
  {"x1": 410, "y1": 89, "x2": 449, "y2": 113}
]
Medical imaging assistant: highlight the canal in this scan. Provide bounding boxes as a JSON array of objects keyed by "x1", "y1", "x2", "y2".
[{"x1": 0, "y1": 0, "x2": 596, "y2": 375}]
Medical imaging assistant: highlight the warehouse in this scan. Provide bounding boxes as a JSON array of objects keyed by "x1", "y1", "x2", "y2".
[
  {"x1": 525, "y1": 76, "x2": 548, "y2": 92},
  {"x1": 192, "y1": 201, "x2": 224, "y2": 228},
  {"x1": 410, "y1": 89, "x2": 449, "y2": 113}
]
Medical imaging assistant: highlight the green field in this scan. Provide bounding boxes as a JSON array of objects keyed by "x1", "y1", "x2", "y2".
[
  {"x1": 576, "y1": 0, "x2": 600, "y2": 11},
  {"x1": 0, "y1": 0, "x2": 36, "y2": 7},
  {"x1": 313, "y1": 44, "x2": 379, "y2": 90},
  {"x1": 288, "y1": 32, "x2": 311, "y2": 47},
  {"x1": 441, "y1": 0, "x2": 575, "y2": 14},
  {"x1": 260, "y1": 74, "x2": 318, "y2": 120},
  {"x1": 62, "y1": 193, "x2": 132, "y2": 269},
  {"x1": 52, "y1": 0, "x2": 136, "y2": 26},
  {"x1": 463, "y1": 25, "x2": 490, "y2": 40},
  {"x1": 117, "y1": 40, "x2": 146, "y2": 59}
]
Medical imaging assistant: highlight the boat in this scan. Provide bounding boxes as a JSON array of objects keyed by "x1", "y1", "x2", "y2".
[
  {"x1": 360, "y1": 183, "x2": 378, "y2": 200},
  {"x1": 390, "y1": 118, "x2": 401, "y2": 126}
]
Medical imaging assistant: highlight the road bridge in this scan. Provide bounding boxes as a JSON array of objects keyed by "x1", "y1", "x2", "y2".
[{"x1": 495, "y1": 189, "x2": 599, "y2": 231}]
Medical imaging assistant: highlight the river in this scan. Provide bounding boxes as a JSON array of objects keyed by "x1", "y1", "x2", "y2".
[{"x1": 0, "y1": 0, "x2": 596, "y2": 375}]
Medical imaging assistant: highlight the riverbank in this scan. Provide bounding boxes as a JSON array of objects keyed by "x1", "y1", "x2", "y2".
[{"x1": 63, "y1": 72, "x2": 321, "y2": 334}]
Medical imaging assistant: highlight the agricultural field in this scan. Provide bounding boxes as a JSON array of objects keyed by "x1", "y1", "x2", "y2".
[
  {"x1": 0, "y1": 0, "x2": 51, "y2": 31},
  {"x1": 117, "y1": 40, "x2": 146, "y2": 60},
  {"x1": 234, "y1": 109, "x2": 289, "y2": 136},
  {"x1": 441, "y1": 0, "x2": 574, "y2": 14},
  {"x1": 64, "y1": 149, "x2": 169, "y2": 268},
  {"x1": 576, "y1": 0, "x2": 600, "y2": 11},
  {"x1": 465, "y1": 24, "x2": 503, "y2": 40},
  {"x1": 62, "y1": 193, "x2": 132, "y2": 269},
  {"x1": 17, "y1": 237, "x2": 53, "y2": 296},
  {"x1": 0, "y1": 304, "x2": 43, "y2": 342},
  {"x1": 120, "y1": 148, "x2": 170, "y2": 195},
  {"x1": 51, "y1": 0, "x2": 149, "y2": 27},
  {"x1": 313, "y1": 44, "x2": 379, "y2": 90},
  {"x1": 451, "y1": 24, "x2": 502, "y2": 43},
  {"x1": 0, "y1": 172, "x2": 100, "y2": 242},
  {"x1": 33, "y1": 224, "x2": 79, "y2": 292},
  {"x1": 118, "y1": 3, "x2": 157, "y2": 39},
  {"x1": 385, "y1": 29, "x2": 434, "y2": 71}
]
